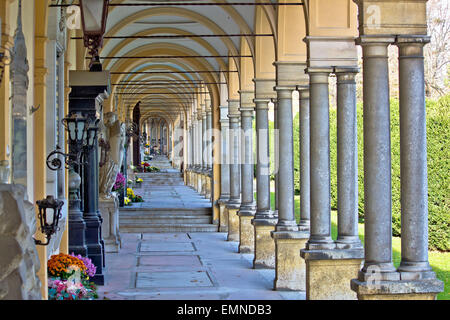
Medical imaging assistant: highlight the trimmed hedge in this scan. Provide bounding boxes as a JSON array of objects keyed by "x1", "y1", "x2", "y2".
[
  {"x1": 327, "y1": 95, "x2": 449, "y2": 251},
  {"x1": 289, "y1": 95, "x2": 448, "y2": 251},
  {"x1": 264, "y1": 95, "x2": 448, "y2": 250}
]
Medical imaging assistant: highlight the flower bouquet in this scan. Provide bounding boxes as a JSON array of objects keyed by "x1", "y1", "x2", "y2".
[
  {"x1": 47, "y1": 253, "x2": 98, "y2": 300},
  {"x1": 112, "y1": 172, "x2": 125, "y2": 192},
  {"x1": 127, "y1": 187, "x2": 144, "y2": 203}
]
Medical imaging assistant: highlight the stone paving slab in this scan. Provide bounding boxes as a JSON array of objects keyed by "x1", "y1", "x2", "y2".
[
  {"x1": 141, "y1": 233, "x2": 191, "y2": 241},
  {"x1": 98, "y1": 232, "x2": 306, "y2": 300},
  {"x1": 140, "y1": 242, "x2": 196, "y2": 252},
  {"x1": 136, "y1": 271, "x2": 213, "y2": 288}
]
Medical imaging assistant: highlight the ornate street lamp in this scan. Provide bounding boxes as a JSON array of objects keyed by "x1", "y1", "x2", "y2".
[
  {"x1": 34, "y1": 196, "x2": 64, "y2": 246},
  {"x1": 79, "y1": 0, "x2": 109, "y2": 71}
]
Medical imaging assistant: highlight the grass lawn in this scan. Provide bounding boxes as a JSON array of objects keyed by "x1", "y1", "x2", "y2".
[{"x1": 264, "y1": 191, "x2": 449, "y2": 300}]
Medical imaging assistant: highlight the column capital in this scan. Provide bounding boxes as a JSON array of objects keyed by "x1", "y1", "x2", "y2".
[
  {"x1": 273, "y1": 60, "x2": 308, "y2": 87},
  {"x1": 356, "y1": 35, "x2": 396, "y2": 46},
  {"x1": 253, "y1": 98, "x2": 271, "y2": 108},
  {"x1": 298, "y1": 89, "x2": 309, "y2": 100},
  {"x1": 396, "y1": 35, "x2": 430, "y2": 57},
  {"x1": 253, "y1": 78, "x2": 276, "y2": 100},
  {"x1": 334, "y1": 67, "x2": 360, "y2": 83},
  {"x1": 396, "y1": 35, "x2": 430, "y2": 45}
]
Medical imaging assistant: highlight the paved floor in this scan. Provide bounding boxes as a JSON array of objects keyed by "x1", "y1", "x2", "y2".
[
  {"x1": 97, "y1": 232, "x2": 306, "y2": 300},
  {"x1": 101, "y1": 155, "x2": 305, "y2": 300}
]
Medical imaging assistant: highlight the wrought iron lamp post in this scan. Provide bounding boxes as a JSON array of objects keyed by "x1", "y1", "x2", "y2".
[{"x1": 46, "y1": 113, "x2": 91, "y2": 256}]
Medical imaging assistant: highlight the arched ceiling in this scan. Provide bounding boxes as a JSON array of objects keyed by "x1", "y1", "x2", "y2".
[{"x1": 95, "y1": 0, "x2": 278, "y2": 121}]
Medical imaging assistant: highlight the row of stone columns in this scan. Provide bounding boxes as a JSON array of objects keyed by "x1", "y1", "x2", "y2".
[
  {"x1": 186, "y1": 100, "x2": 213, "y2": 202},
  {"x1": 350, "y1": 35, "x2": 443, "y2": 299},
  {"x1": 216, "y1": 34, "x2": 442, "y2": 299}
]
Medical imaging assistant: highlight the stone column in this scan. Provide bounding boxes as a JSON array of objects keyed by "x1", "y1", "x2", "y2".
[
  {"x1": 350, "y1": 38, "x2": 399, "y2": 284},
  {"x1": 252, "y1": 79, "x2": 277, "y2": 269},
  {"x1": 297, "y1": 88, "x2": 310, "y2": 231},
  {"x1": 201, "y1": 107, "x2": 207, "y2": 196},
  {"x1": 272, "y1": 85, "x2": 309, "y2": 290},
  {"x1": 205, "y1": 105, "x2": 213, "y2": 199},
  {"x1": 190, "y1": 116, "x2": 196, "y2": 189},
  {"x1": 300, "y1": 68, "x2": 362, "y2": 300},
  {"x1": 226, "y1": 99, "x2": 241, "y2": 242},
  {"x1": 352, "y1": 35, "x2": 443, "y2": 300},
  {"x1": 303, "y1": 70, "x2": 335, "y2": 250},
  {"x1": 218, "y1": 104, "x2": 230, "y2": 232},
  {"x1": 335, "y1": 68, "x2": 363, "y2": 250},
  {"x1": 397, "y1": 36, "x2": 434, "y2": 277},
  {"x1": 196, "y1": 111, "x2": 203, "y2": 193},
  {"x1": 237, "y1": 91, "x2": 256, "y2": 253},
  {"x1": 272, "y1": 97, "x2": 279, "y2": 216}
]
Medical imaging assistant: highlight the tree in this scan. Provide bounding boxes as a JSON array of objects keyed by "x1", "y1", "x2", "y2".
[{"x1": 425, "y1": 0, "x2": 450, "y2": 99}]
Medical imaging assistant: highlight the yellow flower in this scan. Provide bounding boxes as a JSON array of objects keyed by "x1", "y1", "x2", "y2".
[{"x1": 127, "y1": 188, "x2": 134, "y2": 197}]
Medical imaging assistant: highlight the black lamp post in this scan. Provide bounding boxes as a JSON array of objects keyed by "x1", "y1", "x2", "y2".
[{"x1": 45, "y1": 113, "x2": 91, "y2": 256}]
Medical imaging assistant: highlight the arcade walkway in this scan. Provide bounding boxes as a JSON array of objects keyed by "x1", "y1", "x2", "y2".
[
  {"x1": 98, "y1": 160, "x2": 305, "y2": 300},
  {"x1": 97, "y1": 232, "x2": 305, "y2": 300}
]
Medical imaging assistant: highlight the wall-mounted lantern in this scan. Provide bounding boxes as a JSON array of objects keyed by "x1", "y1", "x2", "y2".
[
  {"x1": 46, "y1": 113, "x2": 91, "y2": 171},
  {"x1": 34, "y1": 196, "x2": 64, "y2": 246}
]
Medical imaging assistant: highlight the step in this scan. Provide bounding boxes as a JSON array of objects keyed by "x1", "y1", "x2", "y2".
[
  {"x1": 120, "y1": 208, "x2": 212, "y2": 216},
  {"x1": 120, "y1": 216, "x2": 212, "y2": 225},
  {"x1": 120, "y1": 223, "x2": 218, "y2": 233}
]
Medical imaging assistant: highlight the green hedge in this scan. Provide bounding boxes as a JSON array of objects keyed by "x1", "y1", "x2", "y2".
[
  {"x1": 328, "y1": 95, "x2": 449, "y2": 251},
  {"x1": 264, "y1": 95, "x2": 448, "y2": 250}
]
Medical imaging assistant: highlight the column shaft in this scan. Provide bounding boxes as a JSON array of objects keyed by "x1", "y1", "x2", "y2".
[
  {"x1": 202, "y1": 113, "x2": 207, "y2": 170},
  {"x1": 360, "y1": 39, "x2": 397, "y2": 275},
  {"x1": 239, "y1": 108, "x2": 255, "y2": 209},
  {"x1": 228, "y1": 114, "x2": 241, "y2": 204},
  {"x1": 272, "y1": 98, "x2": 279, "y2": 215},
  {"x1": 275, "y1": 88, "x2": 297, "y2": 231},
  {"x1": 336, "y1": 69, "x2": 362, "y2": 248},
  {"x1": 298, "y1": 89, "x2": 310, "y2": 231},
  {"x1": 397, "y1": 37, "x2": 432, "y2": 274},
  {"x1": 255, "y1": 99, "x2": 272, "y2": 217},
  {"x1": 206, "y1": 111, "x2": 212, "y2": 170},
  {"x1": 307, "y1": 72, "x2": 334, "y2": 249}
]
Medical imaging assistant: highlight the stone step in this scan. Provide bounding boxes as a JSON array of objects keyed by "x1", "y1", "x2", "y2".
[
  {"x1": 120, "y1": 223, "x2": 218, "y2": 233},
  {"x1": 120, "y1": 208, "x2": 211, "y2": 216},
  {"x1": 120, "y1": 215, "x2": 212, "y2": 225}
]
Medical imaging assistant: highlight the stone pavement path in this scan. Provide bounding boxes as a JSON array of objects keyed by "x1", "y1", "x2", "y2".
[{"x1": 97, "y1": 232, "x2": 306, "y2": 300}]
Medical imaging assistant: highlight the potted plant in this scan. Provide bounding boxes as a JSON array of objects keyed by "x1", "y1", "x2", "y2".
[
  {"x1": 113, "y1": 172, "x2": 125, "y2": 207},
  {"x1": 47, "y1": 253, "x2": 98, "y2": 300}
]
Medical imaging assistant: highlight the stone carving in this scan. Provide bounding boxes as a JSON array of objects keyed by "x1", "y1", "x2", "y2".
[
  {"x1": 10, "y1": 0, "x2": 29, "y2": 187},
  {"x1": 99, "y1": 112, "x2": 126, "y2": 200},
  {"x1": 0, "y1": 184, "x2": 42, "y2": 300}
]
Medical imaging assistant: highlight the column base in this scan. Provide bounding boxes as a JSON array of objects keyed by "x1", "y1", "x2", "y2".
[
  {"x1": 272, "y1": 230, "x2": 309, "y2": 291},
  {"x1": 200, "y1": 173, "x2": 207, "y2": 196},
  {"x1": 252, "y1": 218, "x2": 277, "y2": 269},
  {"x1": 205, "y1": 175, "x2": 212, "y2": 199},
  {"x1": 226, "y1": 204, "x2": 240, "y2": 242},
  {"x1": 238, "y1": 210, "x2": 256, "y2": 253},
  {"x1": 218, "y1": 198, "x2": 230, "y2": 232},
  {"x1": 350, "y1": 278, "x2": 443, "y2": 300},
  {"x1": 300, "y1": 248, "x2": 364, "y2": 300}
]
